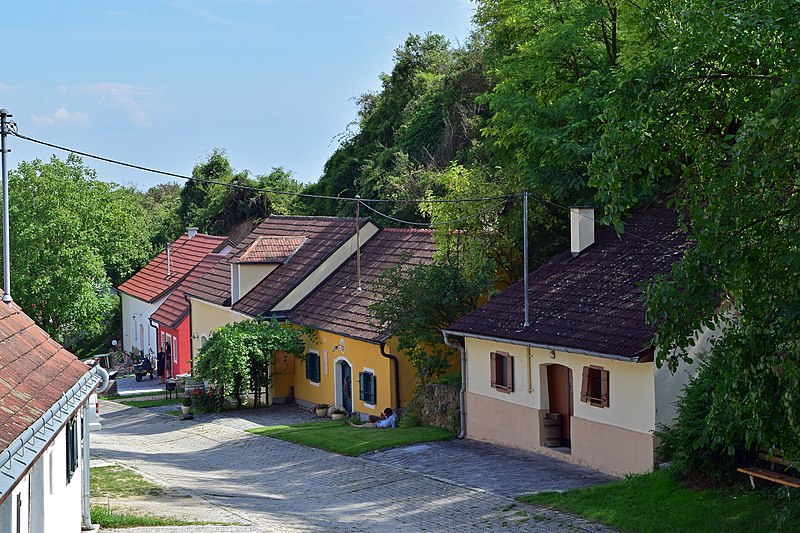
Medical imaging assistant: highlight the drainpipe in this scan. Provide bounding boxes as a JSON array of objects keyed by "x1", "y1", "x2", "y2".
[
  {"x1": 82, "y1": 366, "x2": 108, "y2": 532},
  {"x1": 442, "y1": 331, "x2": 466, "y2": 439},
  {"x1": 379, "y1": 341, "x2": 401, "y2": 409}
]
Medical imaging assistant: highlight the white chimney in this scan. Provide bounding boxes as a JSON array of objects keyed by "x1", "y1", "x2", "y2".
[
  {"x1": 570, "y1": 207, "x2": 595, "y2": 255},
  {"x1": 187, "y1": 227, "x2": 199, "y2": 239}
]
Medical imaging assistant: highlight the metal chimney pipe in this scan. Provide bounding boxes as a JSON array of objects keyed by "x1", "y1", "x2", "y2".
[{"x1": 166, "y1": 244, "x2": 172, "y2": 277}]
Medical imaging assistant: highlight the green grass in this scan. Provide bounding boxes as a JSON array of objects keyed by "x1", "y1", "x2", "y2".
[
  {"x1": 117, "y1": 397, "x2": 184, "y2": 408},
  {"x1": 91, "y1": 466, "x2": 165, "y2": 498},
  {"x1": 90, "y1": 506, "x2": 215, "y2": 529},
  {"x1": 247, "y1": 420, "x2": 454, "y2": 455},
  {"x1": 519, "y1": 469, "x2": 790, "y2": 533}
]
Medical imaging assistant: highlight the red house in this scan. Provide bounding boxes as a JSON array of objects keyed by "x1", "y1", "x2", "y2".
[{"x1": 150, "y1": 253, "x2": 229, "y2": 377}]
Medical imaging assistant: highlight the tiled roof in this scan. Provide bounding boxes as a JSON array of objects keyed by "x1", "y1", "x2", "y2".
[
  {"x1": 150, "y1": 253, "x2": 228, "y2": 329},
  {"x1": 447, "y1": 207, "x2": 688, "y2": 359},
  {"x1": 234, "y1": 236, "x2": 306, "y2": 264},
  {"x1": 291, "y1": 228, "x2": 435, "y2": 343},
  {"x1": 0, "y1": 304, "x2": 89, "y2": 451},
  {"x1": 185, "y1": 216, "x2": 366, "y2": 315},
  {"x1": 118, "y1": 233, "x2": 229, "y2": 303}
]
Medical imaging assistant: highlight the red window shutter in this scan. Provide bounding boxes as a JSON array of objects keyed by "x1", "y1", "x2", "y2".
[
  {"x1": 600, "y1": 369, "x2": 610, "y2": 407},
  {"x1": 490, "y1": 352, "x2": 497, "y2": 388},
  {"x1": 506, "y1": 353, "x2": 514, "y2": 392},
  {"x1": 580, "y1": 366, "x2": 590, "y2": 403}
]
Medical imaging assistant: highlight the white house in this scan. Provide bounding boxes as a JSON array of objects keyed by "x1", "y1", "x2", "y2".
[{"x1": 0, "y1": 303, "x2": 109, "y2": 532}]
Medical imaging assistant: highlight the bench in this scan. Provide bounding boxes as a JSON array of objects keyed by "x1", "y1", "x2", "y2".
[{"x1": 737, "y1": 447, "x2": 800, "y2": 489}]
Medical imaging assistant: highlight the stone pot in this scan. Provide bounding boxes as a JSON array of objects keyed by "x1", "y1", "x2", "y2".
[
  {"x1": 331, "y1": 413, "x2": 347, "y2": 420},
  {"x1": 181, "y1": 405, "x2": 192, "y2": 415},
  {"x1": 315, "y1": 408, "x2": 328, "y2": 418}
]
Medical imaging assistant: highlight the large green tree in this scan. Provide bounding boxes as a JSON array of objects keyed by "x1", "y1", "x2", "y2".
[
  {"x1": 9, "y1": 154, "x2": 152, "y2": 348},
  {"x1": 591, "y1": 0, "x2": 800, "y2": 461}
]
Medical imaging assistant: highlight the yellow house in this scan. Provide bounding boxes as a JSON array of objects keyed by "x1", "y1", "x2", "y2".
[
  {"x1": 183, "y1": 215, "x2": 436, "y2": 416},
  {"x1": 444, "y1": 207, "x2": 709, "y2": 476}
]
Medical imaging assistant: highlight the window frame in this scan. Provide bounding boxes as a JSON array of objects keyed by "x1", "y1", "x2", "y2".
[
  {"x1": 580, "y1": 365, "x2": 610, "y2": 408},
  {"x1": 490, "y1": 351, "x2": 514, "y2": 393},
  {"x1": 65, "y1": 417, "x2": 79, "y2": 483},
  {"x1": 305, "y1": 352, "x2": 321, "y2": 384},
  {"x1": 358, "y1": 370, "x2": 376, "y2": 406}
]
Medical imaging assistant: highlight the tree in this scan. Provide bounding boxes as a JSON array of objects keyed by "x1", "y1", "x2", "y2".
[
  {"x1": 590, "y1": 0, "x2": 800, "y2": 462},
  {"x1": 192, "y1": 318, "x2": 307, "y2": 409},
  {"x1": 371, "y1": 261, "x2": 492, "y2": 383},
  {"x1": 9, "y1": 154, "x2": 152, "y2": 348}
]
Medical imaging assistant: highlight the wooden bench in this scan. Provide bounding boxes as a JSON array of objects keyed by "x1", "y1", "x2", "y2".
[{"x1": 737, "y1": 447, "x2": 800, "y2": 489}]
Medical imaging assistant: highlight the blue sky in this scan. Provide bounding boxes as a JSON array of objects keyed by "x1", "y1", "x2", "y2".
[{"x1": 1, "y1": 1, "x2": 475, "y2": 190}]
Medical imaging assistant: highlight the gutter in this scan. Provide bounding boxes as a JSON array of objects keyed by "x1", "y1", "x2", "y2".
[
  {"x1": 442, "y1": 331, "x2": 467, "y2": 440},
  {"x1": 379, "y1": 341, "x2": 401, "y2": 409},
  {"x1": 440, "y1": 330, "x2": 641, "y2": 363}
]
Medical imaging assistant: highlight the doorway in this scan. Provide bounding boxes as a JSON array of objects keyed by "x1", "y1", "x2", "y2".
[
  {"x1": 337, "y1": 360, "x2": 353, "y2": 414},
  {"x1": 546, "y1": 364, "x2": 573, "y2": 447}
]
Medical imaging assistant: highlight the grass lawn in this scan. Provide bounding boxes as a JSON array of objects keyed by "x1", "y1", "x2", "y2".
[
  {"x1": 247, "y1": 420, "x2": 454, "y2": 455},
  {"x1": 520, "y1": 469, "x2": 792, "y2": 533},
  {"x1": 117, "y1": 397, "x2": 184, "y2": 408},
  {"x1": 91, "y1": 466, "x2": 165, "y2": 498},
  {"x1": 89, "y1": 506, "x2": 214, "y2": 529}
]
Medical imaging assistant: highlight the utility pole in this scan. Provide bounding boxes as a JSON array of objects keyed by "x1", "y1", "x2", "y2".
[
  {"x1": 523, "y1": 189, "x2": 529, "y2": 327},
  {"x1": 1, "y1": 109, "x2": 14, "y2": 305},
  {"x1": 355, "y1": 195, "x2": 362, "y2": 291}
]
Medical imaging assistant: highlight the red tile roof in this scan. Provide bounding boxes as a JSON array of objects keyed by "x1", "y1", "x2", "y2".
[
  {"x1": 150, "y1": 253, "x2": 228, "y2": 329},
  {"x1": 291, "y1": 228, "x2": 435, "y2": 342},
  {"x1": 0, "y1": 304, "x2": 89, "y2": 451},
  {"x1": 185, "y1": 216, "x2": 367, "y2": 315},
  {"x1": 447, "y1": 207, "x2": 688, "y2": 359},
  {"x1": 117, "y1": 233, "x2": 229, "y2": 303},
  {"x1": 234, "y1": 236, "x2": 306, "y2": 264}
]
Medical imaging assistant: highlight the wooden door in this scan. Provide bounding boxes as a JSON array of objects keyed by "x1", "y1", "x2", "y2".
[{"x1": 547, "y1": 364, "x2": 573, "y2": 445}]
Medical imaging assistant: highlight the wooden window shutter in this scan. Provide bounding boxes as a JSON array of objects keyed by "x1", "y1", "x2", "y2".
[
  {"x1": 358, "y1": 372, "x2": 365, "y2": 401},
  {"x1": 370, "y1": 374, "x2": 377, "y2": 405},
  {"x1": 506, "y1": 354, "x2": 514, "y2": 392},
  {"x1": 490, "y1": 352, "x2": 497, "y2": 388},
  {"x1": 600, "y1": 368, "x2": 610, "y2": 407},
  {"x1": 580, "y1": 366, "x2": 590, "y2": 403}
]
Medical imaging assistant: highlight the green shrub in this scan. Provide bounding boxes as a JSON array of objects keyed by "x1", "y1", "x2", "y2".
[
  {"x1": 398, "y1": 400, "x2": 421, "y2": 428},
  {"x1": 432, "y1": 372, "x2": 461, "y2": 387}
]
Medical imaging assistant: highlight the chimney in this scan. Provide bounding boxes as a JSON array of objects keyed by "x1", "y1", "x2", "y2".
[
  {"x1": 187, "y1": 227, "x2": 199, "y2": 239},
  {"x1": 570, "y1": 207, "x2": 595, "y2": 255}
]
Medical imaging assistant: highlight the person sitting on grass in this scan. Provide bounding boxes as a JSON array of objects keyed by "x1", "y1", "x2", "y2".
[{"x1": 348, "y1": 407, "x2": 397, "y2": 429}]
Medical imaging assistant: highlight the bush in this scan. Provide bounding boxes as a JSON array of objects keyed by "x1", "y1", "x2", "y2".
[
  {"x1": 182, "y1": 396, "x2": 192, "y2": 407},
  {"x1": 398, "y1": 400, "x2": 421, "y2": 428},
  {"x1": 655, "y1": 354, "x2": 745, "y2": 480}
]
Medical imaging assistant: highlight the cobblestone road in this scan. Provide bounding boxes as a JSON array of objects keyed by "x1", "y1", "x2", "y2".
[{"x1": 93, "y1": 403, "x2": 614, "y2": 532}]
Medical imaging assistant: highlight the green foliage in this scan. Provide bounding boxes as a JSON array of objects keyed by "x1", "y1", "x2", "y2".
[
  {"x1": 9, "y1": 155, "x2": 152, "y2": 348},
  {"x1": 591, "y1": 0, "x2": 800, "y2": 460},
  {"x1": 193, "y1": 318, "x2": 307, "y2": 410},
  {"x1": 655, "y1": 355, "x2": 744, "y2": 480},
  {"x1": 371, "y1": 261, "x2": 492, "y2": 383},
  {"x1": 398, "y1": 399, "x2": 421, "y2": 428}
]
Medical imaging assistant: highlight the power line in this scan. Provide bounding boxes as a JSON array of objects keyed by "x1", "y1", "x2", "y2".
[
  {"x1": 358, "y1": 196, "x2": 517, "y2": 228},
  {"x1": 10, "y1": 131, "x2": 512, "y2": 205}
]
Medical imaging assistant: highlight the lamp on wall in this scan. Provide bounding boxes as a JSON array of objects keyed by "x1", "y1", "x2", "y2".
[{"x1": 549, "y1": 350, "x2": 556, "y2": 359}]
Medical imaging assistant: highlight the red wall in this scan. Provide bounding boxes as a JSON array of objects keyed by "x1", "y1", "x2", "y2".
[{"x1": 157, "y1": 318, "x2": 192, "y2": 377}]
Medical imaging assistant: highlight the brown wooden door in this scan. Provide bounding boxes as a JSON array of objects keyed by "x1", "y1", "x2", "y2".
[{"x1": 547, "y1": 364, "x2": 573, "y2": 444}]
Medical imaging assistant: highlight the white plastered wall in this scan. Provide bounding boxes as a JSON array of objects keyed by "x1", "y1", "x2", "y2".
[{"x1": 120, "y1": 292, "x2": 163, "y2": 355}]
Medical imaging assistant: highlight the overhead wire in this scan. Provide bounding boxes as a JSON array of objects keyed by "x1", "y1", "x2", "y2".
[{"x1": 358, "y1": 196, "x2": 517, "y2": 228}]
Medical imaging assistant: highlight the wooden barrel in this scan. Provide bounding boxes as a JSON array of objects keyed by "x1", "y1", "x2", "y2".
[{"x1": 543, "y1": 412, "x2": 563, "y2": 447}]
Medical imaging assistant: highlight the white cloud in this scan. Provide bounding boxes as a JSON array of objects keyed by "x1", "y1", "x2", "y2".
[
  {"x1": 77, "y1": 83, "x2": 158, "y2": 127},
  {"x1": 31, "y1": 108, "x2": 90, "y2": 126}
]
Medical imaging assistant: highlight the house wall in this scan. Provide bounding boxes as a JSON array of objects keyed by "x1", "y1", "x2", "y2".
[
  {"x1": 270, "y1": 223, "x2": 380, "y2": 313},
  {"x1": 188, "y1": 298, "x2": 249, "y2": 358},
  {"x1": 464, "y1": 337, "x2": 657, "y2": 476},
  {"x1": 157, "y1": 320, "x2": 192, "y2": 377},
  {"x1": 237, "y1": 264, "x2": 277, "y2": 303},
  {"x1": 294, "y1": 331, "x2": 415, "y2": 415},
  {"x1": 0, "y1": 416, "x2": 85, "y2": 533},
  {"x1": 121, "y1": 293, "x2": 163, "y2": 355}
]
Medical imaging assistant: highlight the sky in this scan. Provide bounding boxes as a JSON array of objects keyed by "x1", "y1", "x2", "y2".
[{"x1": 0, "y1": 1, "x2": 476, "y2": 190}]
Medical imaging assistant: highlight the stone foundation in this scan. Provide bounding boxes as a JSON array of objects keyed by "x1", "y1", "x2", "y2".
[{"x1": 415, "y1": 384, "x2": 460, "y2": 433}]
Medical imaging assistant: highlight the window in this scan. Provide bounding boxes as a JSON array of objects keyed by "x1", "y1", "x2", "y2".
[
  {"x1": 173, "y1": 338, "x2": 178, "y2": 365},
  {"x1": 580, "y1": 365, "x2": 609, "y2": 407},
  {"x1": 305, "y1": 352, "x2": 320, "y2": 383},
  {"x1": 65, "y1": 417, "x2": 79, "y2": 483},
  {"x1": 359, "y1": 371, "x2": 376, "y2": 405},
  {"x1": 490, "y1": 351, "x2": 514, "y2": 393}
]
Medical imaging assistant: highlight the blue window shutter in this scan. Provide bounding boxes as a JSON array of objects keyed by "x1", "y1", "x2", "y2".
[
  {"x1": 305, "y1": 354, "x2": 313, "y2": 381},
  {"x1": 358, "y1": 372, "x2": 365, "y2": 401},
  {"x1": 370, "y1": 374, "x2": 377, "y2": 405}
]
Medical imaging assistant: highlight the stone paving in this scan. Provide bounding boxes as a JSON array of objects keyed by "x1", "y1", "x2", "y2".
[{"x1": 93, "y1": 402, "x2": 616, "y2": 532}]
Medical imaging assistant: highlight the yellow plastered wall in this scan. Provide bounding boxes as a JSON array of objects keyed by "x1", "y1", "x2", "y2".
[
  {"x1": 294, "y1": 331, "x2": 418, "y2": 414},
  {"x1": 238, "y1": 264, "x2": 277, "y2": 302},
  {"x1": 188, "y1": 298, "x2": 249, "y2": 358}
]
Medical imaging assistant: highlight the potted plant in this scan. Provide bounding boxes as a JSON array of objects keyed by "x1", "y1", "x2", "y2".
[
  {"x1": 181, "y1": 396, "x2": 193, "y2": 415},
  {"x1": 330, "y1": 407, "x2": 347, "y2": 420},
  {"x1": 314, "y1": 403, "x2": 329, "y2": 417}
]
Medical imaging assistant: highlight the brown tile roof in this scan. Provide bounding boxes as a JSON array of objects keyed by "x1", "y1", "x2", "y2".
[
  {"x1": 446, "y1": 207, "x2": 688, "y2": 359},
  {"x1": 150, "y1": 253, "x2": 229, "y2": 329},
  {"x1": 186, "y1": 216, "x2": 367, "y2": 315},
  {"x1": 291, "y1": 228, "x2": 435, "y2": 343},
  {"x1": 0, "y1": 304, "x2": 88, "y2": 451},
  {"x1": 234, "y1": 236, "x2": 306, "y2": 264},
  {"x1": 118, "y1": 233, "x2": 230, "y2": 303}
]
